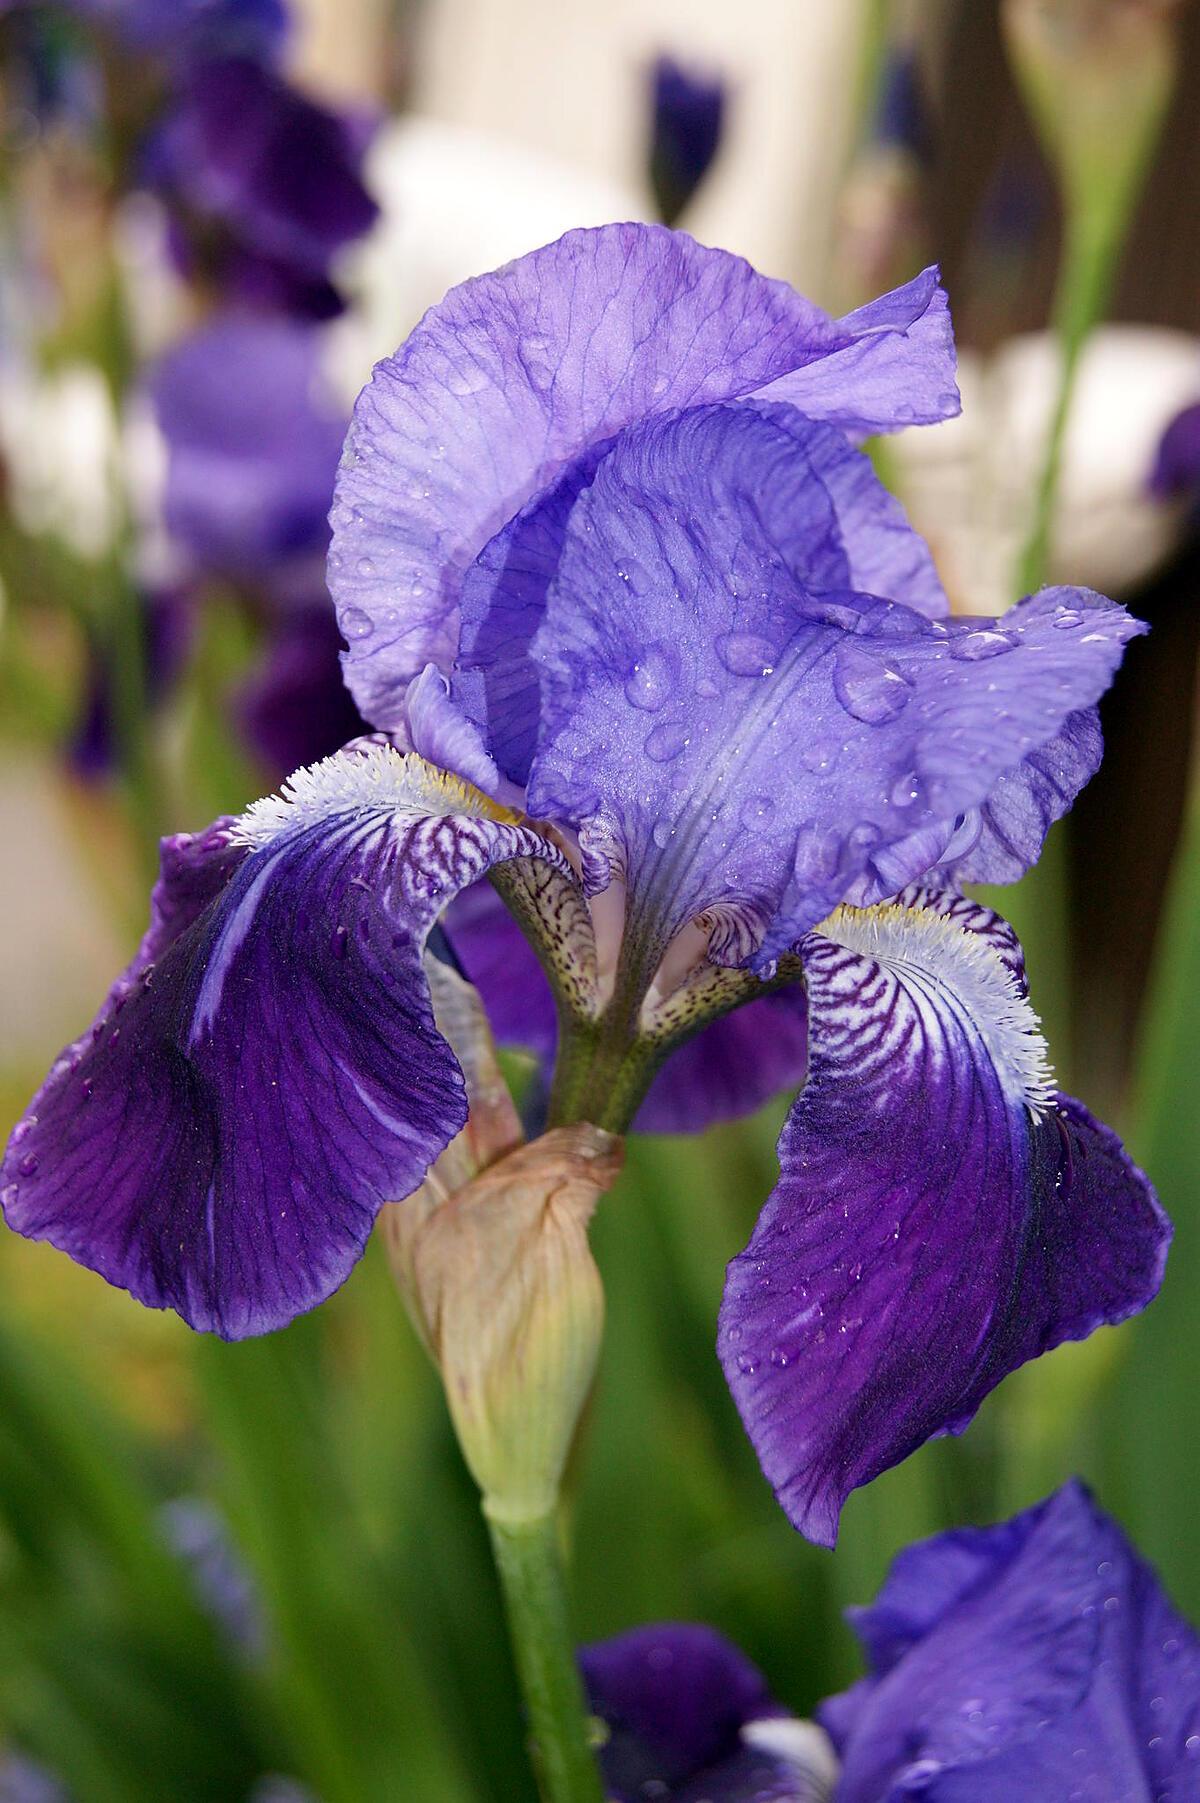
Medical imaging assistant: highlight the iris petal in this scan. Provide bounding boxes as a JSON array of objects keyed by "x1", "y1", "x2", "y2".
[
  {"x1": 525, "y1": 405, "x2": 1144, "y2": 966},
  {"x1": 718, "y1": 889, "x2": 1169, "y2": 1546},
  {"x1": 329, "y1": 222, "x2": 958, "y2": 726},
  {"x1": 0, "y1": 746, "x2": 567, "y2": 1337},
  {"x1": 824, "y1": 1482, "x2": 1200, "y2": 1801}
]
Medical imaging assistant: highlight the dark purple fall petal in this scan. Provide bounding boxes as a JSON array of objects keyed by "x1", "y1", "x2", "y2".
[
  {"x1": 329, "y1": 223, "x2": 959, "y2": 727},
  {"x1": 718, "y1": 890, "x2": 1169, "y2": 1546},
  {"x1": 150, "y1": 314, "x2": 346, "y2": 585},
  {"x1": 823, "y1": 1481, "x2": 1200, "y2": 1800},
  {"x1": 580, "y1": 1623, "x2": 810, "y2": 1802},
  {"x1": 0, "y1": 749, "x2": 567, "y2": 1336},
  {"x1": 525, "y1": 405, "x2": 1144, "y2": 963}
]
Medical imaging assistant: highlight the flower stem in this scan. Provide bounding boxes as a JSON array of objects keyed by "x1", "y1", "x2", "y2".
[{"x1": 485, "y1": 1510, "x2": 605, "y2": 1803}]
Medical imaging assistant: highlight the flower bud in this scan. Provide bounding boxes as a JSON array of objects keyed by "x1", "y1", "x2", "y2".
[
  {"x1": 386, "y1": 1125, "x2": 623, "y2": 1523},
  {"x1": 1003, "y1": 0, "x2": 1178, "y2": 229}
]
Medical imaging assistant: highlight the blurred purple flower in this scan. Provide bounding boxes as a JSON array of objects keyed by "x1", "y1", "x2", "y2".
[
  {"x1": 236, "y1": 602, "x2": 367, "y2": 778},
  {"x1": 0, "y1": 1757, "x2": 70, "y2": 1803},
  {"x1": 1150, "y1": 399, "x2": 1200, "y2": 504},
  {"x1": 0, "y1": 226, "x2": 1166, "y2": 1538},
  {"x1": 580, "y1": 1623, "x2": 829, "y2": 1802},
  {"x1": 147, "y1": 55, "x2": 378, "y2": 320},
  {"x1": 871, "y1": 45, "x2": 932, "y2": 161},
  {"x1": 0, "y1": 0, "x2": 288, "y2": 64},
  {"x1": 159, "y1": 1495, "x2": 267, "y2": 1660},
  {"x1": 648, "y1": 54, "x2": 726, "y2": 226},
  {"x1": 580, "y1": 1484, "x2": 1200, "y2": 1800},
  {"x1": 149, "y1": 312, "x2": 344, "y2": 586},
  {"x1": 823, "y1": 1481, "x2": 1200, "y2": 1800},
  {"x1": 68, "y1": 588, "x2": 192, "y2": 779}
]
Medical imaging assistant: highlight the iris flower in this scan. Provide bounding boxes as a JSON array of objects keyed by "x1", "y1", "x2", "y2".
[
  {"x1": 581, "y1": 1482, "x2": 1200, "y2": 1800},
  {"x1": 648, "y1": 54, "x2": 726, "y2": 226},
  {"x1": 0, "y1": 224, "x2": 1168, "y2": 1543},
  {"x1": 149, "y1": 312, "x2": 368, "y2": 773}
]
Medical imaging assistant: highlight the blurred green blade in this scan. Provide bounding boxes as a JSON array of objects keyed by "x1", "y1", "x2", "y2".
[{"x1": 1098, "y1": 772, "x2": 1200, "y2": 1611}]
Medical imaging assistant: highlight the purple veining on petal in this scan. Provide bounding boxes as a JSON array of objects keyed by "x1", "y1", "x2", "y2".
[
  {"x1": 822, "y1": 1481, "x2": 1200, "y2": 1801},
  {"x1": 523, "y1": 405, "x2": 1143, "y2": 965},
  {"x1": 329, "y1": 222, "x2": 958, "y2": 727},
  {"x1": 0, "y1": 749, "x2": 568, "y2": 1337},
  {"x1": 718, "y1": 890, "x2": 1169, "y2": 1546}
]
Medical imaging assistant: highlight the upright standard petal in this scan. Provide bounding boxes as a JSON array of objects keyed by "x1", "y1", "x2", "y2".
[
  {"x1": 823, "y1": 1482, "x2": 1200, "y2": 1800},
  {"x1": 328, "y1": 222, "x2": 958, "y2": 725},
  {"x1": 525, "y1": 406, "x2": 1144, "y2": 967},
  {"x1": 718, "y1": 890, "x2": 1169, "y2": 1546},
  {"x1": 456, "y1": 398, "x2": 947, "y2": 788},
  {"x1": 0, "y1": 746, "x2": 568, "y2": 1337}
]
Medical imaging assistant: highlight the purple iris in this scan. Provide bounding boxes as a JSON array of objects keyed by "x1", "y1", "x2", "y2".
[
  {"x1": 648, "y1": 54, "x2": 726, "y2": 226},
  {"x1": 146, "y1": 54, "x2": 378, "y2": 320},
  {"x1": 823, "y1": 1481, "x2": 1200, "y2": 1798},
  {"x1": 582, "y1": 1483, "x2": 1200, "y2": 1800},
  {"x1": 579, "y1": 1622, "x2": 825, "y2": 1801},
  {"x1": 148, "y1": 312, "x2": 367, "y2": 774},
  {"x1": 0, "y1": 227, "x2": 1168, "y2": 1541},
  {"x1": 1150, "y1": 400, "x2": 1200, "y2": 506}
]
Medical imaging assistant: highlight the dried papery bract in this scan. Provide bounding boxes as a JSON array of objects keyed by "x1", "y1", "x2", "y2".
[{"x1": 385, "y1": 1126, "x2": 623, "y2": 1523}]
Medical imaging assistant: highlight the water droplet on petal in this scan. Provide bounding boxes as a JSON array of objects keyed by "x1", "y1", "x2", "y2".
[
  {"x1": 17, "y1": 1153, "x2": 38, "y2": 1177},
  {"x1": 793, "y1": 824, "x2": 842, "y2": 885},
  {"x1": 1053, "y1": 607, "x2": 1085, "y2": 630},
  {"x1": 950, "y1": 629, "x2": 1017, "y2": 661},
  {"x1": 834, "y1": 645, "x2": 913, "y2": 723},
  {"x1": 342, "y1": 607, "x2": 374, "y2": 641},
  {"x1": 644, "y1": 722, "x2": 690, "y2": 762},
  {"x1": 355, "y1": 555, "x2": 375, "y2": 577},
  {"x1": 623, "y1": 648, "x2": 673, "y2": 711},
  {"x1": 740, "y1": 793, "x2": 776, "y2": 829},
  {"x1": 716, "y1": 632, "x2": 778, "y2": 677},
  {"x1": 890, "y1": 771, "x2": 921, "y2": 808}
]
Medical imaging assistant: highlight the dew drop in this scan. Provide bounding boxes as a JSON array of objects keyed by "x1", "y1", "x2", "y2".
[
  {"x1": 736, "y1": 1354, "x2": 760, "y2": 1375},
  {"x1": 355, "y1": 555, "x2": 375, "y2": 577},
  {"x1": 0, "y1": 1184, "x2": 17, "y2": 1210},
  {"x1": 644, "y1": 721, "x2": 690, "y2": 762},
  {"x1": 740, "y1": 793, "x2": 776, "y2": 828},
  {"x1": 333, "y1": 925, "x2": 349, "y2": 959},
  {"x1": 950, "y1": 629, "x2": 1017, "y2": 662},
  {"x1": 890, "y1": 770, "x2": 921, "y2": 808},
  {"x1": 696, "y1": 676, "x2": 720, "y2": 700},
  {"x1": 1052, "y1": 608, "x2": 1085, "y2": 630},
  {"x1": 17, "y1": 1153, "x2": 38, "y2": 1178},
  {"x1": 623, "y1": 648, "x2": 672, "y2": 711},
  {"x1": 716, "y1": 632, "x2": 778, "y2": 677},
  {"x1": 342, "y1": 607, "x2": 375, "y2": 641},
  {"x1": 651, "y1": 820, "x2": 674, "y2": 849},
  {"x1": 447, "y1": 366, "x2": 488, "y2": 397},
  {"x1": 833, "y1": 645, "x2": 913, "y2": 723}
]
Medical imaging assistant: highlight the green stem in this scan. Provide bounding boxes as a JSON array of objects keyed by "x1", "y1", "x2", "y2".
[
  {"x1": 1015, "y1": 205, "x2": 1121, "y2": 598},
  {"x1": 486, "y1": 1511, "x2": 606, "y2": 1803}
]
